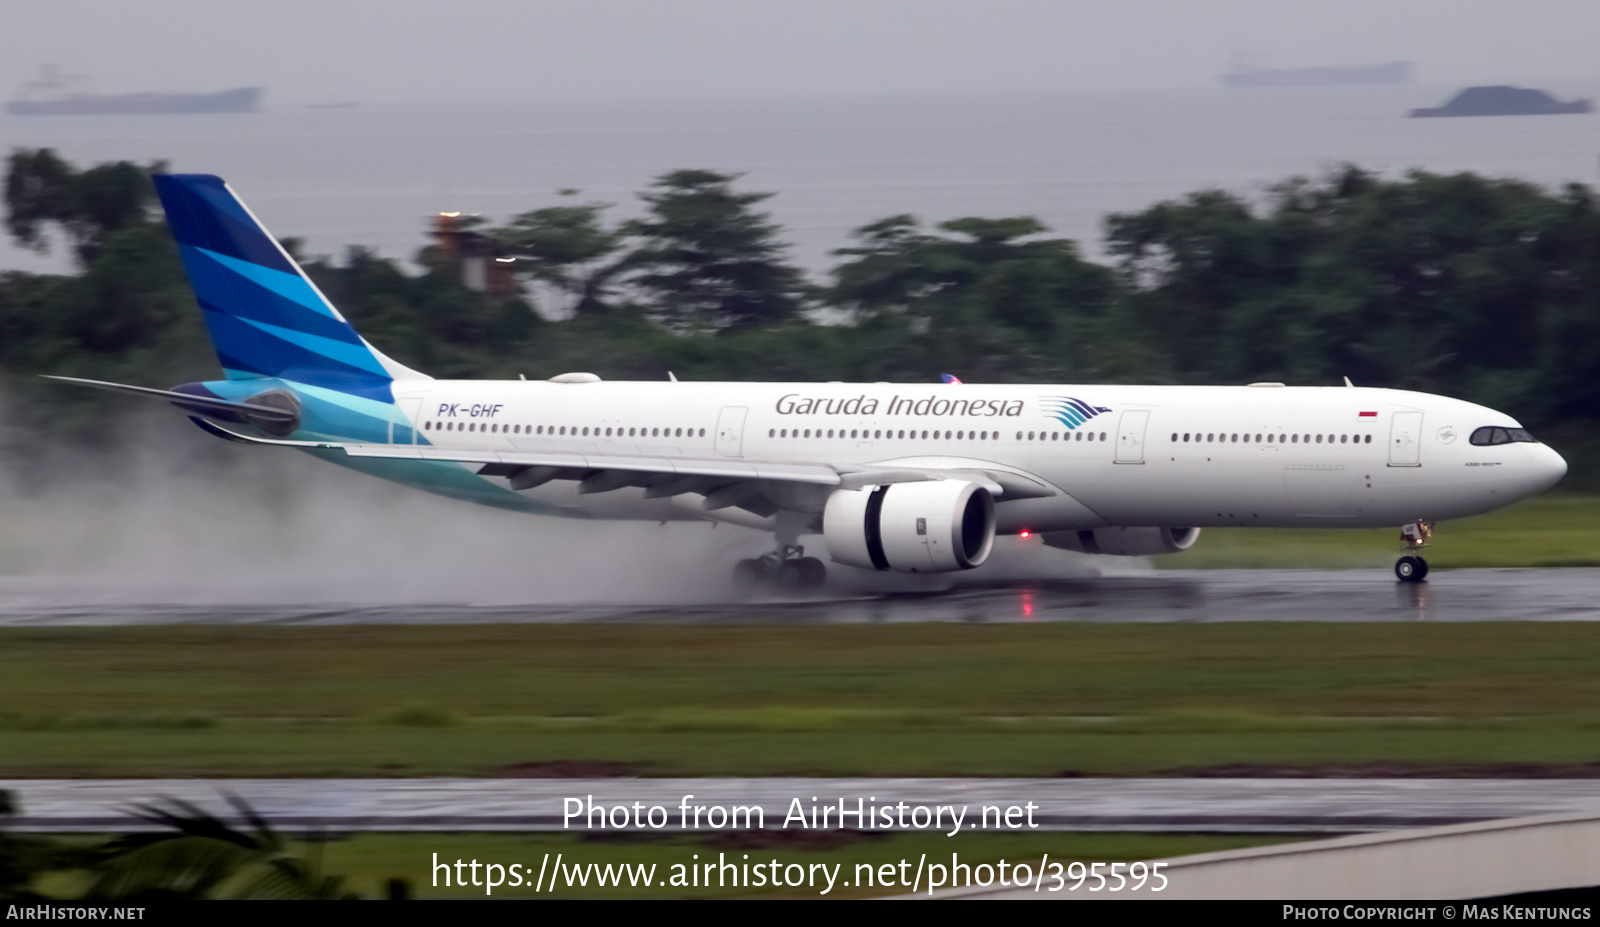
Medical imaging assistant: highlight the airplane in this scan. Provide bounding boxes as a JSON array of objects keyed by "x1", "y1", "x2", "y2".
[{"x1": 48, "y1": 174, "x2": 1569, "y2": 588}]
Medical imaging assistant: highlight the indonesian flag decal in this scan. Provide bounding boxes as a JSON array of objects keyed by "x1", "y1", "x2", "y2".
[{"x1": 1359, "y1": 411, "x2": 1378, "y2": 417}]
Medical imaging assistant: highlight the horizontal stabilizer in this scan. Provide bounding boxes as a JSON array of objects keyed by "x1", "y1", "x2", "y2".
[{"x1": 41, "y1": 375, "x2": 299, "y2": 424}]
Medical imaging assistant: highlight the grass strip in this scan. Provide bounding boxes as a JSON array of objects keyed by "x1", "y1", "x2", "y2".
[{"x1": 4, "y1": 622, "x2": 1600, "y2": 775}]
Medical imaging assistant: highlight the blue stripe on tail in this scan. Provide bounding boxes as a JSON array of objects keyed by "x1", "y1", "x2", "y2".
[{"x1": 153, "y1": 174, "x2": 400, "y2": 402}]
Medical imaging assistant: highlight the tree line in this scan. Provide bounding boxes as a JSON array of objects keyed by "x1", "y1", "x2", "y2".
[{"x1": 3, "y1": 148, "x2": 1598, "y2": 479}]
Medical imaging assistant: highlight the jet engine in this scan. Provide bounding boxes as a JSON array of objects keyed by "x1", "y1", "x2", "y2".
[
  {"x1": 1042, "y1": 526, "x2": 1201, "y2": 556},
  {"x1": 823, "y1": 481, "x2": 996, "y2": 573}
]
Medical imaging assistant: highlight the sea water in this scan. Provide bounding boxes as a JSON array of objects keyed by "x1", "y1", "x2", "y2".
[{"x1": 2, "y1": 83, "x2": 1596, "y2": 276}]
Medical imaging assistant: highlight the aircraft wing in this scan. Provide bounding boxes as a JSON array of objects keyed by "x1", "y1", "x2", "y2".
[{"x1": 189, "y1": 417, "x2": 1055, "y2": 516}]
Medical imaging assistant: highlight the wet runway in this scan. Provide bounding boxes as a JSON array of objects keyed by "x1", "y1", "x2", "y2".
[
  {"x1": 0, "y1": 568, "x2": 1597, "y2": 625},
  {"x1": 8, "y1": 777, "x2": 1600, "y2": 834}
]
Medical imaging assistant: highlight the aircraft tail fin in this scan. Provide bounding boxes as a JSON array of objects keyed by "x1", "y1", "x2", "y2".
[{"x1": 152, "y1": 174, "x2": 428, "y2": 402}]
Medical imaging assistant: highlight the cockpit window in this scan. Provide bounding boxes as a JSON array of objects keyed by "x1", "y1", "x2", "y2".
[{"x1": 1469, "y1": 426, "x2": 1538, "y2": 446}]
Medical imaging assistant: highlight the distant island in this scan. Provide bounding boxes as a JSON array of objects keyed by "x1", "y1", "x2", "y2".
[
  {"x1": 1409, "y1": 86, "x2": 1594, "y2": 118},
  {"x1": 4, "y1": 66, "x2": 261, "y2": 116},
  {"x1": 1220, "y1": 54, "x2": 1412, "y2": 88}
]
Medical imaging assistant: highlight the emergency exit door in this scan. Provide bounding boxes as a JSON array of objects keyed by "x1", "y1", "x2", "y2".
[
  {"x1": 1388, "y1": 411, "x2": 1423, "y2": 467},
  {"x1": 715, "y1": 406, "x2": 748, "y2": 457},
  {"x1": 1115, "y1": 410, "x2": 1150, "y2": 464}
]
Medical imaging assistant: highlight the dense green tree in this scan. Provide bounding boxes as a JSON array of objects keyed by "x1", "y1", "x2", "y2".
[
  {"x1": 830, "y1": 213, "x2": 1124, "y2": 382},
  {"x1": 4, "y1": 148, "x2": 163, "y2": 265},
  {"x1": 1104, "y1": 166, "x2": 1600, "y2": 425},
  {"x1": 624, "y1": 169, "x2": 810, "y2": 330},
  {"x1": 492, "y1": 191, "x2": 625, "y2": 316}
]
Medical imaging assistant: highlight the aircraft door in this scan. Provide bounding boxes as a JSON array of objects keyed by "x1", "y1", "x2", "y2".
[
  {"x1": 394, "y1": 398, "x2": 424, "y2": 444},
  {"x1": 1115, "y1": 410, "x2": 1150, "y2": 464},
  {"x1": 1389, "y1": 411, "x2": 1423, "y2": 467},
  {"x1": 715, "y1": 406, "x2": 748, "y2": 457}
]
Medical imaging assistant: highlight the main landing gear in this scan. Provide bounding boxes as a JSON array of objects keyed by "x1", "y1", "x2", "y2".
[
  {"x1": 733, "y1": 544, "x2": 827, "y2": 592},
  {"x1": 1395, "y1": 521, "x2": 1432, "y2": 583}
]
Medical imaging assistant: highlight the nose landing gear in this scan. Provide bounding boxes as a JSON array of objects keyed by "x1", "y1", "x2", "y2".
[
  {"x1": 1395, "y1": 521, "x2": 1432, "y2": 583},
  {"x1": 733, "y1": 544, "x2": 827, "y2": 592}
]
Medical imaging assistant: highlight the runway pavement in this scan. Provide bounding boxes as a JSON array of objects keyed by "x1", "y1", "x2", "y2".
[
  {"x1": 8, "y1": 777, "x2": 1600, "y2": 833},
  {"x1": 1, "y1": 568, "x2": 1598, "y2": 625}
]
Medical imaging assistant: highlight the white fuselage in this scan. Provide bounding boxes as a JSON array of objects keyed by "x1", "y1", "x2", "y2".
[{"x1": 379, "y1": 379, "x2": 1567, "y2": 534}]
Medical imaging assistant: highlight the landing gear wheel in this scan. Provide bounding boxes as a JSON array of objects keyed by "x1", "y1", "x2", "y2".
[
  {"x1": 776, "y1": 560, "x2": 807, "y2": 590},
  {"x1": 797, "y1": 557, "x2": 827, "y2": 588},
  {"x1": 1395, "y1": 555, "x2": 1427, "y2": 583},
  {"x1": 732, "y1": 559, "x2": 767, "y2": 590}
]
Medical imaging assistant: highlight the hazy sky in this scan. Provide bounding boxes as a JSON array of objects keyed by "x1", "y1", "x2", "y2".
[{"x1": 4, "y1": 0, "x2": 1599, "y2": 103}]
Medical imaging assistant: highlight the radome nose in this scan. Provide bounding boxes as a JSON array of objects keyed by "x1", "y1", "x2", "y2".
[{"x1": 1540, "y1": 444, "x2": 1569, "y2": 489}]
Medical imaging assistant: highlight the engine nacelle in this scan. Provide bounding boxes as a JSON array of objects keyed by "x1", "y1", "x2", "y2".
[
  {"x1": 1041, "y1": 526, "x2": 1201, "y2": 556},
  {"x1": 824, "y1": 481, "x2": 996, "y2": 573}
]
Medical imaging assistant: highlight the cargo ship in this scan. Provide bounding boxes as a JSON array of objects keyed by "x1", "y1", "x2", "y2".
[
  {"x1": 5, "y1": 67, "x2": 261, "y2": 115},
  {"x1": 1220, "y1": 54, "x2": 1413, "y2": 88}
]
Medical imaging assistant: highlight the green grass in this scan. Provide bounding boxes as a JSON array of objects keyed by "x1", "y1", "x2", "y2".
[
  {"x1": 7, "y1": 623, "x2": 1600, "y2": 776},
  {"x1": 1153, "y1": 494, "x2": 1600, "y2": 569}
]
